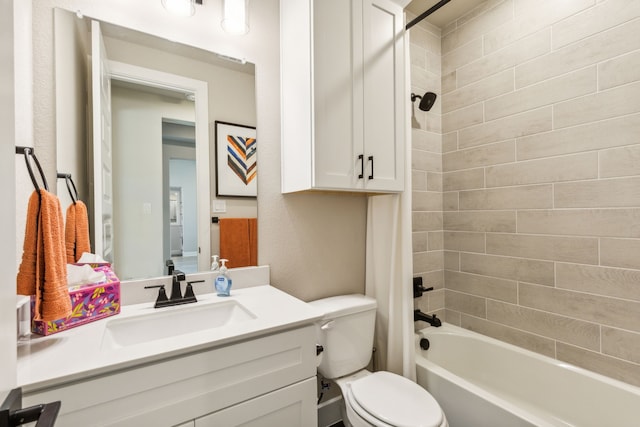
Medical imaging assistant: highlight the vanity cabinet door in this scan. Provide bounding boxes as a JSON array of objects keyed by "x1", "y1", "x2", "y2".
[
  {"x1": 195, "y1": 377, "x2": 316, "y2": 427},
  {"x1": 281, "y1": 0, "x2": 405, "y2": 194}
]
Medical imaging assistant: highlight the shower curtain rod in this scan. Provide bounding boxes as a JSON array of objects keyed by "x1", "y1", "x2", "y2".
[{"x1": 406, "y1": 0, "x2": 452, "y2": 30}]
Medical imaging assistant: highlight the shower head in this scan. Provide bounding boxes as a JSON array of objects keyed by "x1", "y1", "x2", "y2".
[{"x1": 411, "y1": 91, "x2": 437, "y2": 112}]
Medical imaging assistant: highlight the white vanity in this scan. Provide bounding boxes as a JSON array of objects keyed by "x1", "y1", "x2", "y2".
[{"x1": 17, "y1": 272, "x2": 322, "y2": 426}]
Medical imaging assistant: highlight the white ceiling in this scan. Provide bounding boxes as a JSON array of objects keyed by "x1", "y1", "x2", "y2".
[{"x1": 406, "y1": 0, "x2": 486, "y2": 28}]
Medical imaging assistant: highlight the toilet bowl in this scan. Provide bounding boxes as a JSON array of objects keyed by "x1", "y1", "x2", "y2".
[
  {"x1": 309, "y1": 294, "x2": 447, "y2": 427},
  {"x1": 335, "y1": 370, "x2": 447, "y2": 427}
]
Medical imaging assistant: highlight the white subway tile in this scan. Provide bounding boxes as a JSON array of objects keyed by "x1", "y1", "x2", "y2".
[
  {"x1": 459, "y1": 107, "x2": 552, "y2": 149},
  {"x1": 485, "y1": 66, "x2": 596, "y2": 121},
  {"x1": 485, "y1": 152, "x2": 598, "y2": 187},
  {"x1": 554, "y1": 81, "x2": 640, "y2": 129},
  {"x1": 552, "y1": 0, "x2": 640, "y2": 49},
  {"x1": 517, "y1": 113, "x2": 640, "y2": 160},
  {"x1": 458, "y1": 29, "x2": 550, "y2": 88},
  {"x1": 599, "y1": 50, "x2": 640, "y2": 90}
]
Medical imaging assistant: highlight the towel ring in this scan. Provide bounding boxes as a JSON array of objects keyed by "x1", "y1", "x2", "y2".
[
  {"x1": 16, "y1": 146, "x2": 49, "y2": 193},
  {"x1": 57, "y1": 173, "x2": 78, "y2": 204}
]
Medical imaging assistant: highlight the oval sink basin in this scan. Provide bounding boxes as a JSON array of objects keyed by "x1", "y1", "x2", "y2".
[{"x1": 102, "y1": 300, "x2": 256, "y2": 348}]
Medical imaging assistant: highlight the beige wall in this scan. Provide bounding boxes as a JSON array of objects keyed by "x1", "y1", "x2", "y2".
[{"x1": 438, "y1": 0, "x2": 640, "y2": 387}]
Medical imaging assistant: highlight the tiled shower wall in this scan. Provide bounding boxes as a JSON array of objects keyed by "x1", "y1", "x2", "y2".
[
  {"x1": 440, "y1": 0, "x2": 640, "y2": 386},
  {"x1": 409, "y1": 14, "x2": 445, "y2": 319}
]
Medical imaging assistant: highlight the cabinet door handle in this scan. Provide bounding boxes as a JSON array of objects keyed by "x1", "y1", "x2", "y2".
[
  {"x1": 358, "y1": 154, "x2": 364, "y2": 179},
  {"x1": 368, "y1": 156, "x2": 374, "y2": 180}
]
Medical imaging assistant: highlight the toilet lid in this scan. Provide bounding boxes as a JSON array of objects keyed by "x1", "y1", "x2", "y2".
[{"x1": 350, "y1": 371, "x2": 443, "y2": 427}]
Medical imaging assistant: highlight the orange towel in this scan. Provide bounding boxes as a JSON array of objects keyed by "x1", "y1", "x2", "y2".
[
  {"x1": 65, "y1": 200, "x2": 91, "y2": 263},
  {"x1": 248, "y1": 218, "x2": 258, "y2": 266},
  {"x1": 17, "y1": 189, "x2": 72, "y2": 321},
  {"x1": 219, "y1": 218, "x2": 258, "y2": 268}
]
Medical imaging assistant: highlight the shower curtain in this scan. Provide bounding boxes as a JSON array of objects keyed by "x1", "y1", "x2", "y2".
[
  {"x1": 365, "y1": 190, "x2": 415, "y2": 380},
  {"x1": 365, "y1": 16, "x2": 414, "y2": 380}
]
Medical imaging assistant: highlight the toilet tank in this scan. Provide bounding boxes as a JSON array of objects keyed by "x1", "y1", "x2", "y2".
[{"x1": 309, "y1": 294, "x2": 377, "y2": 379}]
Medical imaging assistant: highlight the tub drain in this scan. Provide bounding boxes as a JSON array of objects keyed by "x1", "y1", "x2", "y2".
[{"x1": 420, "y1": 338, "x2": 430, "y2": 350}]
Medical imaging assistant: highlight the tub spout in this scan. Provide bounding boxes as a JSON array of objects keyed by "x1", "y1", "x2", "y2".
[{"x1": 414, "y1": 309, "x2": 442, "y2": 327}]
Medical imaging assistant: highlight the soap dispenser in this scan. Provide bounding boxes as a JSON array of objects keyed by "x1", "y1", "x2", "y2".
[
  {"x1": 211, "y1": 255, "x2": 220, "y2": 271},
  {"x1": 215, "y1": 259, "x2": 232, "y2": 296}
]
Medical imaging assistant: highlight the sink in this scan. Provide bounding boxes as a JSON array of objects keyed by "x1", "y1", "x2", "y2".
[{"x1": 102, "y1": 300, "x2": 256, "y2": 348}]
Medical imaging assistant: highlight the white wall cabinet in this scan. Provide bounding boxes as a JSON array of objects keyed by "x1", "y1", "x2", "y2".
[
  {"x1": 24, "y1": 326, "x2": 317, "y2": 426},
  {"x1": 281, "y1": 0, "x2": 405, "y2": 193}
]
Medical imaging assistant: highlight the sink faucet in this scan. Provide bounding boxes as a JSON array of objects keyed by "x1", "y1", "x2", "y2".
[
  {"x1": 414, "y1": 309, "x2": 442, "y2": 327},
  {"x1": 144, "y1": 271, "x2": 202, "y2": 309},
  {"x1": 170, "y1": 270, "x2": 186, "y2": 301}
]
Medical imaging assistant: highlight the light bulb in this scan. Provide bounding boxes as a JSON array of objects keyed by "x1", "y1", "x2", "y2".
[
  {"x1": 161, "y1": 0, "x2": 195, "y2": 17},
  {"x1": 221, "y1": 0, "x2": 249, "y2": 35}
]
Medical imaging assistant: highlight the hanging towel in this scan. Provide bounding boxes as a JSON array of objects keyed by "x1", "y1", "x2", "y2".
[
  {"x1": 65, "y1": 200, "x2": 91, "y2": 263},
  {"x1": 17, "y1": 189, "x2": 72, "y2": 321},
  {"x1": 16, "y1": 191, "x2": 40, "y2": 296},
  {"x1": 219, "y1": 218, "x2": 258, "y2": 268},
  {"x1": 248, "y1": 217, "x2": 258, "y2": 266}
]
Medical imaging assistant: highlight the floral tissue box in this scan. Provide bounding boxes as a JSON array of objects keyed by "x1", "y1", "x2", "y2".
[{"x1": 31, "y1": 264, "x2": 121, "y2": 336}]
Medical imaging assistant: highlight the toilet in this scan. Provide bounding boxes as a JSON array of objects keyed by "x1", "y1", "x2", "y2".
[{"x1": 310, "y1": 294, "x2": 448, "y2": 427}]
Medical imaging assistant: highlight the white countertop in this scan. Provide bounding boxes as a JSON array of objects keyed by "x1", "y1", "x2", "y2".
[{"x1": 18, "y1": 285, "x2": 323, "y2": 391}]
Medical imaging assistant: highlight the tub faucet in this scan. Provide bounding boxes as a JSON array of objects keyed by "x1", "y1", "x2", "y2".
[{"x1": 414, "y1": 309, "x2": 442, "y2": 327}]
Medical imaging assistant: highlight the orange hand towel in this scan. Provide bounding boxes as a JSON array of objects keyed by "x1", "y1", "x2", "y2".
[
  {"x1": 248, "y1": 217, "x2": 258, "y2": 266},
  {"x1": 16, "y1": 191, "x2": 40, "y2": 296},
  {"x1": 65, "y1": 200, "x2": 91, "y2": 263},
  {"x1": 17, "y1": 189, "x2": 72, "y2": 321},
  {"x1": 219, "y1": 218, "x2": 258, "y2": 268}
]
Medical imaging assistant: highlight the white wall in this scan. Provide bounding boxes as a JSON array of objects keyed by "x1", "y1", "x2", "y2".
[
  {"x1": 21, "y1": 0, "x2": 367, "y2": 301},
  {"x1": 1, "y1": 0, "x2": 17, "y2": 396},
  {"x1": 170, "y1": 158, "x2": 198, "y2": 254},
  {"x1": 111, "y1": 85, "x2": 195, "y2": 279},
  {"x1": 54, "y1": 7, "x2": 89, "y2": 209}
]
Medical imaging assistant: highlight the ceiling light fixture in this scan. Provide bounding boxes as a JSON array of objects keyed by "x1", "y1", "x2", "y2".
[
  {"x1": 221, "y1": 0, "x2": 249, "y2": 35},
  {"x1": 161, "y1": 0, "x2": 195, "y2": 17}
]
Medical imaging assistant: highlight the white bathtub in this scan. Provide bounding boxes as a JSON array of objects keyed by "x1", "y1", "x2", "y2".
[{"x1": 415, "y1": 323, "x2": 640, "y2": 427}]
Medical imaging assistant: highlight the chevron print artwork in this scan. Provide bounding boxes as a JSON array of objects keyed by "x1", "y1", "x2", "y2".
[{"x1": 226, "y1": 134, "x2": 257, "y2": 185}]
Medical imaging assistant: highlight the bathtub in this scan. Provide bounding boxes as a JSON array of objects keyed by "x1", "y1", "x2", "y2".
[{"x1": 415, "y1": 323, "x2": 640, "y2": 427}]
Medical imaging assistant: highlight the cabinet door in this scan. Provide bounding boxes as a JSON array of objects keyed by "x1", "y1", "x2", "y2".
[
  {"x1": 312, "y1": 0, "x2": 364, "y2": 190},
  {"x1": 195, "y1": 378, "x2": 316, "y2": 427},
  {"x1": 362, "y1": 0, "x2": 405, "y2": 192}
]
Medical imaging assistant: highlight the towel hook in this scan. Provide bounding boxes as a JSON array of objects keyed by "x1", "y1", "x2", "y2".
[
  {"x1": 16, "y1": 146, "x2": 49, "y2": 193},
  {"x1": 56, "y1": 173, "x2": 78, "y2": 204}
]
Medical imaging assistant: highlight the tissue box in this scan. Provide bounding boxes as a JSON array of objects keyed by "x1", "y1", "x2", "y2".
[{"x1": 31, "y1": 265, "x2": 121, "y2": 336}]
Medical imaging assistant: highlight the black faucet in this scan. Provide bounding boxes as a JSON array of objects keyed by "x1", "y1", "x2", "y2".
[
  {"x1": 170, "y1": 270, "x2": 186, "y2": 301},
  {"x1": 414, "y1": 309, "x2": 442, "y2": 327},
  {"x1": 144, "y1": 271, "x2": 202, "y2": 308},
  {"x1": 166, "y1": 259, "x2": 175, "y2": 275}
]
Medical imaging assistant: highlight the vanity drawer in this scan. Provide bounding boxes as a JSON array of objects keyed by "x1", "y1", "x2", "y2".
[{"x1": 24, "y1": 325, "x2": 317, "y2": 427}]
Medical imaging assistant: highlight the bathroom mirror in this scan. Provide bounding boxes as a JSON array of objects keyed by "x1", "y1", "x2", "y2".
[{"x1": 54, "y1": 9, "x2": 257, "y2": 280}]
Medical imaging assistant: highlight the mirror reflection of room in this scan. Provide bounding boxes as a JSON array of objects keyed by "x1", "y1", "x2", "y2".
[{"x1": 54, "y1": 9, "x2": 258, "y2": 281}]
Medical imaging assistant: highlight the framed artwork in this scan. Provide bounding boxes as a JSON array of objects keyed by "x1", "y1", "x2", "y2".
[{"x1": 214, "y1": 121, "x2": 257, "y2": 197}]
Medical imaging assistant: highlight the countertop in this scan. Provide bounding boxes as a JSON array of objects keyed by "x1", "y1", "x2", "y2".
[{"x1": 18, "y1": 285, "x2": 323, "y2": 391}]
